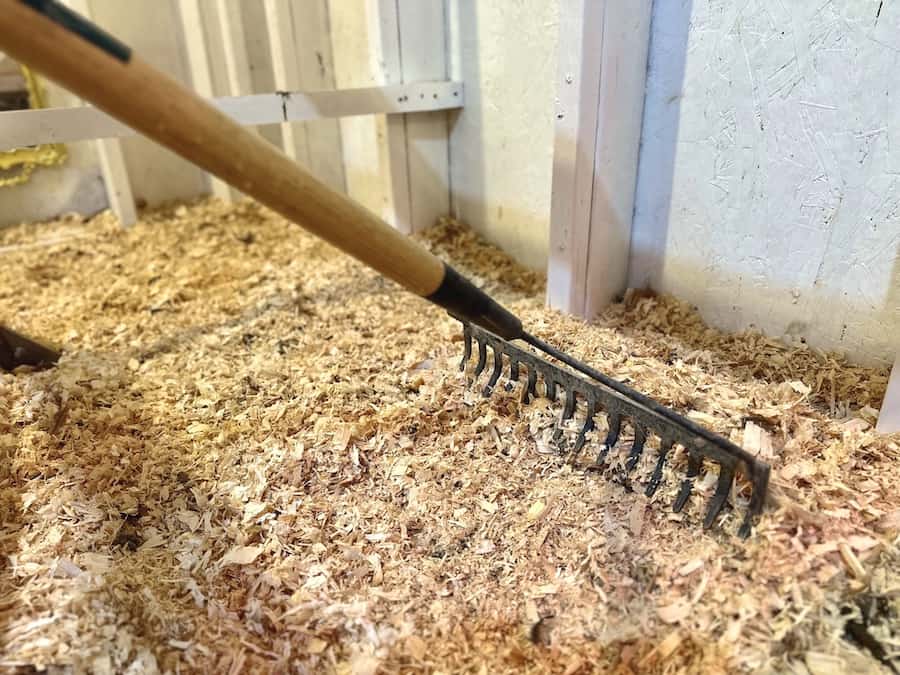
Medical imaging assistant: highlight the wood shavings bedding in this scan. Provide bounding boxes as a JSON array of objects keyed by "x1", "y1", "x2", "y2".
[{"x1": 1, "y1": 199, "x2": 898, "y2": 674}]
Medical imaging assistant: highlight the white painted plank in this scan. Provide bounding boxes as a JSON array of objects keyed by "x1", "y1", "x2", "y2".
[
  {"x1": 583, "y1": 0, "x2": 652, "y2": 317},
  {"x1": 289, "y1": 0, "x2": 346, "y2": 193},
  {"x1": 547, "y1": 0, "x2": 605, "y2": 314},
  {"x1": 176, "y1": 0, "x2": 231, "y2": 201},
  {"x1": 397, "y1": 0, "x2": 450, "y2": 232},
  {"x1": 372, "y1": 0, "x2": 412, "y2": 233},
  {"x1": 214, "y1": 0, "x2": 255, "y2": 98},
  {"x1": 876, "y1": 356, "x2": 900, "y2": 434},
  {"x1": 95, "y1": 138, "x2": 137, "y2": 226},
  {"x1": 0, "y1": 83, "x2": 464, "y2": 147},
  {"x1": 212, "y1": 0, "x2": 258, "y2": 201},
  {"x1": 62, "y1": 0, "x2": 136, "y2": 226},
  {"x1": 263, "y1": 0, "x2": 309, "y2": 164}
]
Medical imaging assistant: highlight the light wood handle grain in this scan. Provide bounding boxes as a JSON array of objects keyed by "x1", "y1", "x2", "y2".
[{"x1": 0, "y1": 0, "x2": 445, "y2": 296}]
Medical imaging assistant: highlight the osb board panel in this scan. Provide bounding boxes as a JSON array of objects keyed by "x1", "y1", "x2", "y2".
[{"x1": 0, "y1": 200, "x2": 898, "y2": 674}]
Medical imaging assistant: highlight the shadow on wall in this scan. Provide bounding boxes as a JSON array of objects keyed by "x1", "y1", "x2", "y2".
[{"x1": 627, "y1": 0, "x2": 693, "y2": 290}]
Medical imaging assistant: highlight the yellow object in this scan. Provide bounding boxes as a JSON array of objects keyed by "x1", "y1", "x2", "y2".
[{"x1": 0, "y1": 65, "x2": 67, "y2": 187}]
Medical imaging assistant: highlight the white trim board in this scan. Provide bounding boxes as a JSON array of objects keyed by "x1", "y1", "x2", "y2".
[
  {"x1": 876, "y1": 357, "x2": 900, "y2": 434},
  {"x1": 397, "y1": 1, "x2": 451, "y2": 234},
  {"x1": 373, "y1": 0, "x2": 411, "y2": 233},
  {"x1": 547, "y1": 0, "x2": 652, "y2": 318},
  {"x1": 0, "y1": 82, "x2": 464, "y2": 148}
]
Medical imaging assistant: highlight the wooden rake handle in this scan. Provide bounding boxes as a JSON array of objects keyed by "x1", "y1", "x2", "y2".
[{"x1": 1, "y1": 0, "x2": 522, "y2": 339}]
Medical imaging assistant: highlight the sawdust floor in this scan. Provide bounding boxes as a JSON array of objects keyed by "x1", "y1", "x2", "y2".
[{"x1": 1, "y1": 199, "x2": 898, "y2": 674}]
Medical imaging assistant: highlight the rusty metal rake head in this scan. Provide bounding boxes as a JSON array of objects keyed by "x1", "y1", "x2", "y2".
[{"x1": 459, "y1": 322, "x2": 770, "y2": 538}]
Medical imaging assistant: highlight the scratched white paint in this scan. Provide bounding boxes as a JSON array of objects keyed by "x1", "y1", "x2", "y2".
[
  {"x1": 631, "y1": 0, "x2": 900, "y2": 366},
  {"x1": 446, "y1": 0, "x2": 559, "y2": 271}
]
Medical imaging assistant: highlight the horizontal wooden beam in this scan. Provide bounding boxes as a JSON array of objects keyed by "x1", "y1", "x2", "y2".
[{"x1": 1, "y1": 81, "x2": 464, "y2": 149}]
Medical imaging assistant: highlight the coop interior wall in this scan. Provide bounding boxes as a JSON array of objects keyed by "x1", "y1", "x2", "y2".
[{"x1": 630, "y1": 0, "x2": 900, "y2": 366}]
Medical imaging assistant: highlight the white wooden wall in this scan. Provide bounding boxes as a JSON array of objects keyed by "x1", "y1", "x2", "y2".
[{"x1": 0, "y1": 0, "x2": 457, "y2": 234}]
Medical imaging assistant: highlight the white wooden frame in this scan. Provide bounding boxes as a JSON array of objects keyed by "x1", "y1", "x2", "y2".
[
  {"x1": 374, "y1": 0, "x2": 451, "y2": 234},
  {"x1": 62, "y1": 0, "x2": 136, "y2": 226},
  {"x1": 547, "y1": 0, "x2": 652, "y2": 318}
]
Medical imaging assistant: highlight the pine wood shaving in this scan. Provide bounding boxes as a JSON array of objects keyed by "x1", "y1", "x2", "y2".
[
  {"x1": 838, "y1": 544, "x2": 868, "y2": 581},
  {"x1": 0, "y1": 199, "x2": 898, "y2": 673}
]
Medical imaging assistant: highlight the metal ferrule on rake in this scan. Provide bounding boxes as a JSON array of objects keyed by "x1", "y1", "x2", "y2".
[{"x1": 459, "y1": 322, "x2": 771, "y2": 538}]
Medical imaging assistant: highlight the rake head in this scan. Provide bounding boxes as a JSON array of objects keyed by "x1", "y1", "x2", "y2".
[
  {"x1": 458, "y1": 322, "x2": 770, "y2": 538},
  {"x1": 0, "y1": 325, "x2": 60, "y2": 372}
]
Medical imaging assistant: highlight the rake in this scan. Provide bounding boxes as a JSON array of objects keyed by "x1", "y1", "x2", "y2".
[
  {"x1": 3, "y1": 0, "x2": 770, "y2": 536},
  {"x1": 460, "y1": 322, "x2": 769, "y2": 537},
  {"x1": 0, "y1": 325, "x2": 60, "y2": 371}
]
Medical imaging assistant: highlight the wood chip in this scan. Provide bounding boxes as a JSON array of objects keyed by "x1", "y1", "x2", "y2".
[
  {"x1": 526, "y1": 500, "x2": 547, "y2": 522},
  {"x1": 804, "y1": 651, "x2": 845, "y2": 675},
  {"x1": 876, "y1": 509, "x2": 900, "y2": 534},
  {"x1": 657, "y1": 600, "x2": 691, "y2": 624},
  {"x1": 838, "y1": 543, "x2": 867, "y2": 580},
  {"x1": 638, "y1": 630, "x2": 683, "y2": 667},
  {"x1": 677, "y1": 558, "x2": 704, "y2": 576},
  {"x1": 220, "y1": 546, "x2": 263, "y2": 566},
  {"x1": 743, "y1": 421, "x2": 775, "y2": 460}
]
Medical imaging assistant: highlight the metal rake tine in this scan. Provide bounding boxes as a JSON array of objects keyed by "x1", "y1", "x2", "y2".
[
  {"x1": 568, "y1": 399, "x2": 597, "y2": 462},
  {"x1": 625, "y1": 425, "x2": 647, "y2": 472},
  {"x1": 703, "y1": 465, "x2": 735, "y2": 529},
  {"x1": 505, "y1": 358, "x2": 520, "y2": 392},
  {"x1": 560, "y1": 387, "x2": 577, "y2": 421},
  {"x1": 473, "y1": 338, "x2": 488, "y2": 378},
  {"x1": 523, "y1": 366, "x2": 538, "y2": 403},
  {"x1": 673, "y1": 452, "x2": 702, "y2": 512},
  {"x1": 595, "y1": 413, "x2": 621, "y2": 465},
  {"x1": 545, "y1": 377, "x2": 557, "y2": 402},
  {"x1": 604, "y1": 413, "x2": 622, "y2": 449},
  {"x1": 551, "y1": 387, "x2": 578, "y2": 451},
  {"x1": 460, "y1": 324, "x2": 473, "y2": 372},
  {"x1": 738, "y1": 463, "x2": 771, "y2": 538},
  {"x1": 645, "y1": 440, "x2": 673, "y2": 497},
  {"x1": 482, "y1": 347, "x2": 504, "y2": 396}
]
